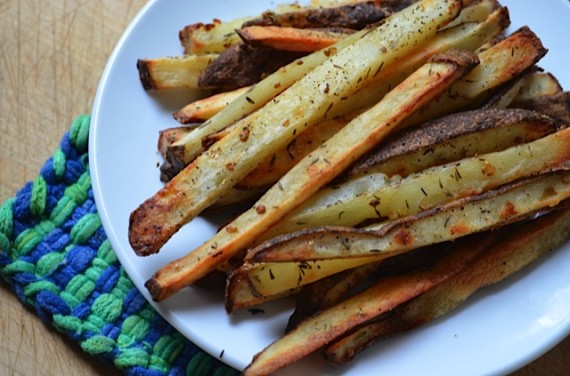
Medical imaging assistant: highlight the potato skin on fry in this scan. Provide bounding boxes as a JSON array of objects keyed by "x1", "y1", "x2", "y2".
[
  {"x1": 345, "y1": 108, "x2": 557, "y2": 178},
  {"x1": 242, "y1": 0, "x2": 413, "y2": 30},
  {"x1": 324, "y1": 206, "x2": 570, "y2": 365}
]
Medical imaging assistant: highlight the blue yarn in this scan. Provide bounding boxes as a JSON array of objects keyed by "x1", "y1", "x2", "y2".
[
  {"x1": 96, "y1": 266, "x2": 121, "y2": 293},
  {"x1": 36, "y1": 290, "x2": 72, "y2": 322},
  {"x1": 123, "y1": 289, "x2": 147, "y2": 315},
  {"x1": 67, "y1": 245, "x2": 97, "y2": 273},
  {"x1": 72, "y1": 301, "x2": 93, "y2": 319}
]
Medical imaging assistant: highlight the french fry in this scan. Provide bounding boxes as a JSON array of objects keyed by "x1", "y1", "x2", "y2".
[
  {"x1": 514, "y1": 91, "x2": 570, "y2": 128},
  {"x1": 237, "y1": 26, "x2": 352, "y2": 52},
  {"x1": 258, "y1": 117, "x2": 565, "y2": 241},
  {"x1": 241, "y1": 0, "x2": 411, "y2": 29},
  {"x1": 136, "y1": 54, "x2": 218, "y2": 91},
  {"x1": 400, "y1": 26, "x2": 547, "y2": 127},
  {"x1": 229, "y1": 170, "x2": 570, "y2": 304},
  {"x1": 241, "y1": 220, "x2": 507, "y2": 375},
  {"x1": 178, "y1": 3, "x2": 307, "y2": 54},
  {"x1": 144, "y1": 50, "x2": 476, "y2": 301},
  {"x1": 443, "y1": 0, "x2": 499, "y2": 29},
  {"x1": 131, "y1": 0, "x2": 465, "y2": 259},
  {"x1": 168, "y1": 29, "x2": 369, "y2": 167},
  {"x1": 286, "y1": 230, "x2": 502, "y2": 331},
  {"x1": 326, "y1": 4, "x2": 510, "y2": 119},
  {"x1": 346, "y1": 107, "x2": 555, "y2": 178},
  {"x1": 324, "y1": 206, "x2": 570, "y2": 365},
  {"x1": 173, "y1": 86, "x2": 250, "y2": 124},
  {"x1": 512, "y1": 71, "x2": 563, "y2": 103}
]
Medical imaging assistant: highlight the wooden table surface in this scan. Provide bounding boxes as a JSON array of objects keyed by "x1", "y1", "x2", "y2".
[{"x1": 1, "y1": 1, "x2": 569, "y2": 375}]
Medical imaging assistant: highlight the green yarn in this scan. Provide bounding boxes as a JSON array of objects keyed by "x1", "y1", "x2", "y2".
[
  {"x1": 152, "y1": 333, "x2": 185, "y2": 367},
  {"x1": 62, "y1": 274, "x2": 96, "y2": 308},
  {"x1": 52, "y1": 314, "x2": 83, "y2": 335},
  {"x1": 70, "y1": 213, "x2": 101, "y2": 244},
  {"x1": 97, "y1": 240, "x2": 118, "y2": 264},
  {"x1": 70, "y1": 115, "x2": 90, "y2": 152},
  {"x1": 92, "y1": 293, "x2": 123, "y2": 323},
  {"x1": 52, "y1": 148, "x2": 66, "y2": 179},
  {"x1": 0, "y1": 198, "x2": 15, "y2": 237},
  {"x1": 115, "y1": 348, "x2": 151, "y2": 369},
  {"x1": 2, "y1": 260, "x2": 35, "y2": 276},
  {"x1": 30, "y1": 176, "x2": 47, "y2": 217},
  {"x1": 35, "y1": 252, "x2": 64, "y2": 277},
  {"x1": 13, "y1": 219, "x2": 55, "y2": 258},
  {"x1": 81, "y1": 334, "x2": 117, "y2": 355},
  {"x1": 118, "y1": 315, "x2": 151, "y2": 346},
  {"x1": 23, "y1": 280, "x2": 59, "y2": 301},
  {"x1": 187, "y1": 351, "x2": 213, "y2": 376}
]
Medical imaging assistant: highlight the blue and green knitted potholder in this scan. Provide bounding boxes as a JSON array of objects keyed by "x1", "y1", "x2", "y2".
[{"x1": 0, "y1": 115, "x2": 238, "y2": 376}]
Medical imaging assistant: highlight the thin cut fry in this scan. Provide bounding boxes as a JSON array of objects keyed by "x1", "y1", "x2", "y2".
[
  {"x1": 145, "y1": 48, "x2": 475, "y2": 301},
  {"x1": 130, "y1": 0, "x2": 465, "y2": 259},
  {"x1": 324, "y1": 207, "x2": 570, "y2": 364},
  {"x1": 173, "y1": 86, "x2": 250, "y2": 124},
  {"x1": 237, "y1": 26, "x2": 351, "y2": 52},
  {"x1": 242, "y1": 222, "x2": 504, "y2": 375},
  {"x1": 137, "y1": 54, "x2": 218, "y2": 91},
  {"x1": 258, "y1": 109, "x2": 560, "y2": 239},
  {"x1": 229, "y1": 171, "x2": 570, "y2": 302}
]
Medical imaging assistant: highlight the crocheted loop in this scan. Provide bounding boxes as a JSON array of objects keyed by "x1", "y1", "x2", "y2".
[{"x1": 70, "y1": 115, "x2": 90, "y2": 152}]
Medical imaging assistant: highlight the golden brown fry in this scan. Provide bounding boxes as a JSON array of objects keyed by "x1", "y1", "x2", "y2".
[
  {"x1": 324, "y1": 206, "x2": 570, "y2": 365},
  {"x1": 230, "y1": 171, "x2": 570, "y2": 302},
  {"x1": 145, "y1": 48, "x2": 475, "y2": 301},
  {"x1": 258, "y1": 119, "x2": 565, "y2": 241},
  {"x1": 137, "y1": 54, "x2": 218, "y2": 91},
  {"x1": 237, "y1": 26, "x2": 351, "y2": 52},
  {"x1": 173, "y1": 86, "x2": 250, "y2": 124},
  {"x1": 242, "y1": 223, "x2": 498, "y2": 376},
  {"x1": 512, "y1": 71, "x2": 563, "y2": 103},
  {"x1": 130, "y1": 0, "x2": 465, "y2": 260},
  {"x1": 401, "y1": 26, "x2": 547, "y2": 127},
  {"x1": 346, "y1": 107, "x2": 556, "y2": 179}
]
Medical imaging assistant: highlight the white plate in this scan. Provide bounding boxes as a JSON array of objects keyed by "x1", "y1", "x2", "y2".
[{"x1": 90, "y1": 1, "x2": 570, "y2": 375}]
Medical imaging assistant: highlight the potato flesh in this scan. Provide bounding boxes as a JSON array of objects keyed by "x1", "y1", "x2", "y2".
[
  {"x1": 261, "y1": 126, "x2": 570, "y2": 238},
  {"x1": 134, "y1": 0, "x2": 463, "y2": 261},
  {"x1": 145, "y1": 44, "x2": 472, "y2": 300},
  {"x1": 240, "y1": 171, "x2": 570, "y2": 297}
]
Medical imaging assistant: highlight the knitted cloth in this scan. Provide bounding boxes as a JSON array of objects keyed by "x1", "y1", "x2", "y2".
[{"x1": 0, "y1": 115, "x2": 239, "y2": 376}]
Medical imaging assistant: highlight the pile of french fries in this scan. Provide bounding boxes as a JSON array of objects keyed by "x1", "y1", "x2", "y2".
[{"x1": 132, "y1": 0, "x2": 570, "y2": 374}]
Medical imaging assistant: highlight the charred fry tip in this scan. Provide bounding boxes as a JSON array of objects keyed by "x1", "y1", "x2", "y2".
[
  {"x1": 144, "y1": 277, "x2": 165, "y2": 301},
  {"x1": 136, "y1": 59, "x2": 157, "y2": 91}
]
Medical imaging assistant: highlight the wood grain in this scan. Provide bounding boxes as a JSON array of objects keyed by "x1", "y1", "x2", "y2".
[{"x1": 0, "y1": 1, "x2": 569, "y2": 375}]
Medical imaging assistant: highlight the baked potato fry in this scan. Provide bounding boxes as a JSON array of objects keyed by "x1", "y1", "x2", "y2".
[
  {"x1": 327, "y1": 4, "x2": 510, "y2": 119},
  {"x1": 237, "y1": 26, "x2": 351, "y2": 52},
  {"x1": 173, "y1": 86, "x2": 250, "y2": 124},
  {"x1": 178, "y1": 3, "x2": 307, "y2": 54},
  {"x1": 136, "y1": 54, "x2": 218, "y2": 91},
  {"x1": 167, "y1": 1, "x2": 505, "y2": 168},
  {"x1": 324, "y1": 206, "x2": 570, "y2": 365},
  {"x1": 346, "y1": 108, "x2": 555, "y2": 178},
  {"x1": 258, "y1": 109, "x2": 560, "y2": 238},
  {"x1": 144, "y1": 49, "x2": 475, "y2": 302},
  {"x1": 515, "y1": 91, "x2": 570, "y2": 128},
  {"x1": 512, "y1": 71, "x2": 563, "y2": 103},
  {"x1": 231, "y1": 171, "x2": 570, "y2": 302},
  {"x1": 401, "y1": 26, "x2": 547, "y2": 127},
  {"x1": 131, "y1": 0, "x2": 465, "y2": 259},
  {"x1": 242, "y1": 221, "x2": 503, "y2": 376}
]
